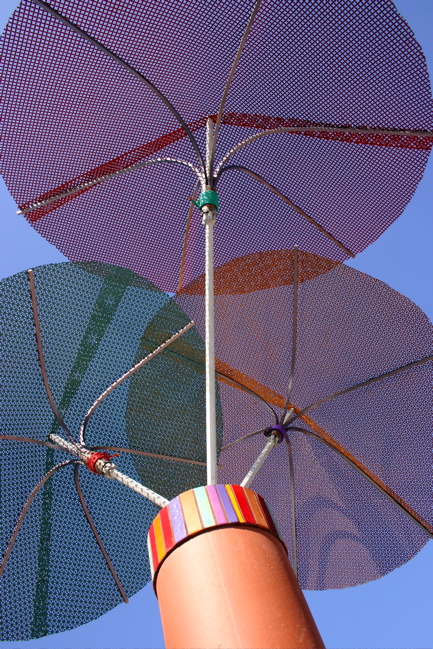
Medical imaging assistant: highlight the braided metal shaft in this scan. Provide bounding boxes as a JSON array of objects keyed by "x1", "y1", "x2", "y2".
[
  {"x1": 50, "y1": 433, "x2": 168, "y2": 508},
  {"x1": 50, "y1": 434, "x2": 89, "y2": 460},
  {"x1": 241, "y1": 434, "x2": 279, "y2": 488},
  {"x1": 103, "y1": 466, "x2": 168, "y2": 508}
]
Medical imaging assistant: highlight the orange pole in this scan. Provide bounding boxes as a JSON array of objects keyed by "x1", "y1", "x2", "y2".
[
  {"x1": 156, "y1": 525, "x2": 324, "y2": 649},
  {"x1": 147, "y1": 486, "x2": 324, "y2": 649}
]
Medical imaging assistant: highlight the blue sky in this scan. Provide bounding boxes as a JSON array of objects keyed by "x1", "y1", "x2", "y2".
[{"x1": 1, "y1": 1, "x2": 432, "y2": 648}]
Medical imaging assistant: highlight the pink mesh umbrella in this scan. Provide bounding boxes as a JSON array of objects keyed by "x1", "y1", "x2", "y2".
[
  {"x1": 176, "y1": 248, "x2": 433, "y2": 588},
  {"x1": 1, "y1": 0, "x2": 432, "y2": 291}
]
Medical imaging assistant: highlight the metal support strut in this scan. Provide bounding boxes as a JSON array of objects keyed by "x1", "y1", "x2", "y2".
[
  {"x1": 203, "y1": 118, "x2": 218, "y2": 485},
  {"x1": 50, "y1": 433, "x2": 169, "y2": 509},
  {"x1": 241, "y1": 431, "x2": 280, "y2": 488}
]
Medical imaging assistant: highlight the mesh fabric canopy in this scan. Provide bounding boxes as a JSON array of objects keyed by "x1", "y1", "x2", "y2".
[
  {"x1": 125, "y1": 298, "x2": 224, "y2": 501},
  {"x1": 176, "y1": 249, "x2": 433, "y2": 589},
  {"x1": 1, "y1": 0, "x2": 433, "y2": 291},
  {"x1": 0, "y1": 261, "x2": 222, "y2": 641}
]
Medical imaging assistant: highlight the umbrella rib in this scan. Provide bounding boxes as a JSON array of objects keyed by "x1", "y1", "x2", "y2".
[
  {"x1": 285, "y1": 437, "x2": 298, "y2": 579},
  {"x1": 283, "y1": 245, "x2": 299, "y2": 420},
  {"x1": 0, "y1": 434, "x2": 62, "y2": 451},
  {"x1": 177, "y1": 180, "x2": 200, "y2": 294},
  {"x1": 0, "y1": 460, "x2": 77, "y2": 578},
  {"x1": 221, "y1": 427, "x2": 268, "y2": 452},
  {"x1": 79, "y1": 321, "x2": 195, "y2": 445},
  {"x1": 73, "y1": 464, "x2": 128, "y2": 603},
  {"x1": 27, "y1": 269, "x2": 77, "y2": 446},
  {"x1": 210, "y1": 0, "x2": 263, "y2": 176},
  {"x1": 216, "y1": 165, "x2": 354, "y2": 257},
  {"x1": 17, "y1": 158, "x2": 202, "y2": 216},
  {"x1": 30, "y1": 0, "x2": 206, "y2": 180},
  {"x1": 289, "y1": 426, "x2": 433, "y2": 539},
  {"x1": 90, "y1": 446, "x2": 208, "y2": 467},
  {"x1": 215, "y1": 126, "x2": 433, "y2": 173},
  {"x1": 216, "y1": 370, "x2": 279, "y2": 423},
  {"x1": 294, "y1": 355, "x2": 433, "y2": 420}
]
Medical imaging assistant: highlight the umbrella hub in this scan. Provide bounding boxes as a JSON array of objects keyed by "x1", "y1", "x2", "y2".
[
  {"x1": 265, "y1": 424, "x2": 287, "y2": 444},
  {"x1": 49, "y1": 433, "x2": 169, "y2": 507},
  {"x1": 191, "y1": 190, "x2": 219, "y2": 220},
  {"x1": 49, "y1": 434, "x2": 119, "y2": 474},
  {"x1": 197, "y1": 190, "x2": 219, "y2": 211},
  {"x1": 86, "y1": 452, "x2": 117, "y2": 475}
]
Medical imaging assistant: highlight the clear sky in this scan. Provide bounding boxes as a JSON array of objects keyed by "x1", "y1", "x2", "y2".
[{"x1": 0, "y1": 1, "x2": 432, "y2": 648}]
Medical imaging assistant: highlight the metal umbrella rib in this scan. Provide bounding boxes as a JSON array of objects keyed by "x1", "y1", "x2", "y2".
[
  {"x1": 0, "y1": 460, "x2": 77, "y2": 579},
  {"x1": 210, "y1": 0, "x2": 263, "y2": 175},
  {"x1": 283, "y1": 245, "x2": 299, "y2": 417},
  {"x1": 73, "y1": 465, "x2": 128, "y2": 603},
  {"x1": 0, "y1": 434, "x2": 62, "y2": 451},
  {"x1": 215, "y1": 126, "x2": 433, "y2": 173},
  {"x1": 177, "y1": 181, "x2": 200, "y2": 295},
  {"x1": 91, "y1": 446, "x2": 208, "y2": 468},
  {"x1": 17, "y1": 158, "x2": 202, "y2": 216},
  {"x1": 216, "y1": 166, "x2": 354, "y2": 257},
  {"x1": 27, "y1": 269, "x2": 77, "y2": 446},
  {"x1": 216, "y1": 370, "x2": 279, "y2": 424},
  {"x1": 293, "y1": 355, "x2": 433, "y2": 421},
  {"x1": 221, "y1": 427, "x2": 268, "y2": 452},
  {"x1": 30, "y1": 0, "x2": 207, "y2": 181},
  {"x1": 79, "y1": 321, "x2": 195, "y2": 445},
  {"x1": 288, "y1": 426, "x2": 433, "y2": 538}
]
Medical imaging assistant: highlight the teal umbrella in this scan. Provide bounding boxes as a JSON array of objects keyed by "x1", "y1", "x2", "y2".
[{"x1": 0, "y1": 261, "x2": 222, "y2": 641}]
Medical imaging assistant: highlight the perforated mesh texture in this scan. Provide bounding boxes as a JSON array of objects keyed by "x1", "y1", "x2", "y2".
[
  {"x1": 1, "y1": 0, "x2": 432, "y2": 291},
  {"x1": 0, "y1": 262, "x2": 218, "y2": 640},
  {"x1": 125, "y1": 300, "x2": 223, "y2": 500},
  {"x1": 176, "y1": 249, "x2": 433, "y2": 589}
]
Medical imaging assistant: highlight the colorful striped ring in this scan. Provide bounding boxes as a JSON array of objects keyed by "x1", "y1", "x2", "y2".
[{"x1": 147, "y1": 485, "x2": 284, "y2": 582}]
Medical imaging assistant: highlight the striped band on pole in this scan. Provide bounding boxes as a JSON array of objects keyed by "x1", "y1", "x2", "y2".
[{"x1": 147, "y1": 485, "x2": 284, "y2": 582}]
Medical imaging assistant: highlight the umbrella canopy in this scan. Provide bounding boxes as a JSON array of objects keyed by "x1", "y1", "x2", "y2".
[
  {"x1": 176, "y1": 248, "x2": 433, "y2": 589},
  {"x1": 0, "y1": 261, "x2": 222, "y2": 641},
  {"x1": 1, "y1": 0, "x2": 432, "y2": 291},
  {"x1": 124, "y1": 297, "x2": 224, "y2": 500}
]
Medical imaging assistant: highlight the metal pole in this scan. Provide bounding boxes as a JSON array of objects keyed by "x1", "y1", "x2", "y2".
[
  {"x1": 241, "y1": 434, "x2": 279, "y2": 488},
  {"x1": 203, "y1": 117, "x2": 217, "y2": 485},
  {"x1": 285, "y1": 437, "x2": 298, "y2": 579},
  {"x1": 106, "y1": 466, "x2": 168, "y2": 508}
]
